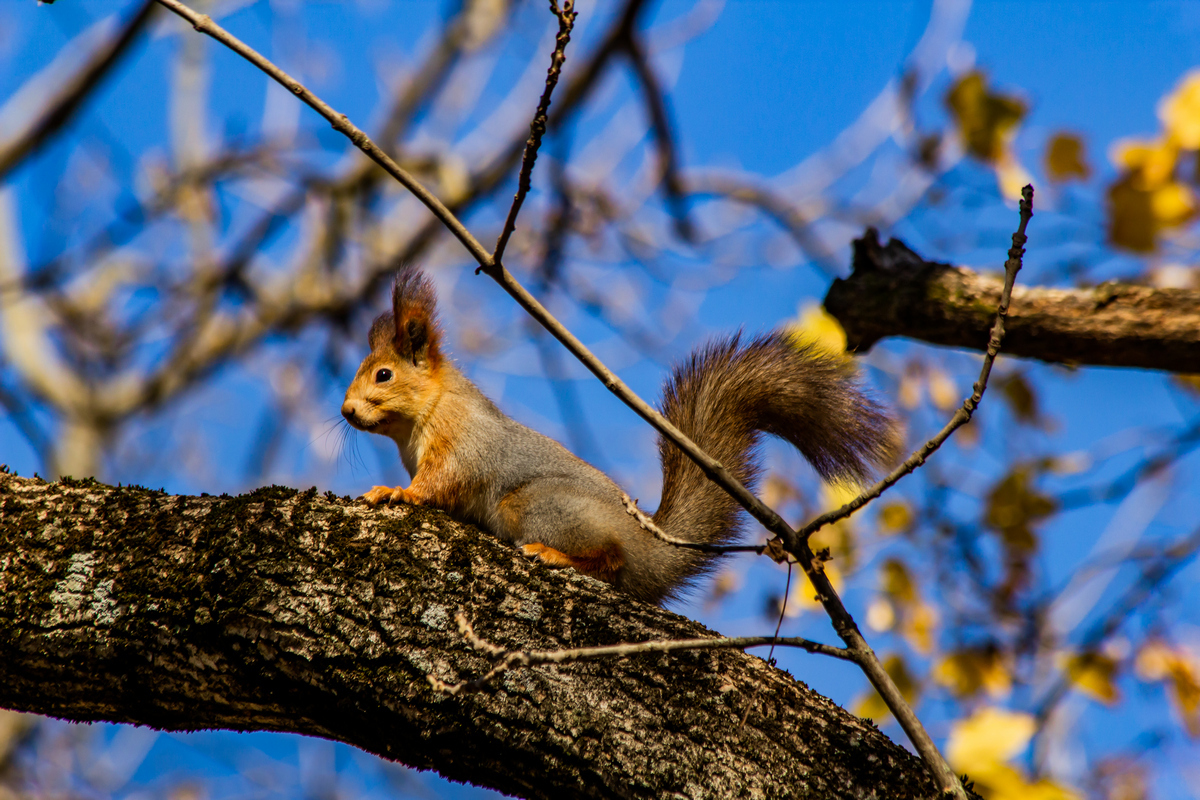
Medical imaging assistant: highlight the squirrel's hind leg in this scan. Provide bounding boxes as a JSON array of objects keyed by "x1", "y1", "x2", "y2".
[
  {"x1": 497, "y1": 481, "x2": 629, "y2": 586},
  {"x1": 520, "y1": 542, "x2": 624, "y2": 584}
]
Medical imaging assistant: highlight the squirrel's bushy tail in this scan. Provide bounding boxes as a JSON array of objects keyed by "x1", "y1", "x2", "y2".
[{"x1": 652, "y1": 332, "x2": 899, "y2": 575}]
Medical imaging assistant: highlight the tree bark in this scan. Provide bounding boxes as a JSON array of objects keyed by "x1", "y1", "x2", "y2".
[
  {"x1": 0, "y1": 473, "x2": 939, "y2": 799},
  {"x1": 826, "y1": 229, "x2": 1200, "y2": 373}
]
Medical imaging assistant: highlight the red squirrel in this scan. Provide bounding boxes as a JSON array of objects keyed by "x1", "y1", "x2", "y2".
[{"x1": 341, "y1": 268, "x2": 899, "y2": 604}]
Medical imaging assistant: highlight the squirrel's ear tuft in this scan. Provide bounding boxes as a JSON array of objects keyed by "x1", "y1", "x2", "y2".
[
  {"x1": 368, "y1": 312, "x2": 395, "y2": 352},
  {"x1": 391, "y1": 267, "x2": 442, "y2": 367}
]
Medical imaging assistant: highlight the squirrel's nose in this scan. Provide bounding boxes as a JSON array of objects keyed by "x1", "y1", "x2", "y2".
[{"x1": 341, "y1": 401, "x2": 358, "y2": 423}]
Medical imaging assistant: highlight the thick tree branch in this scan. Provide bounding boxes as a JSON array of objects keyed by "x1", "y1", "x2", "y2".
[
  {"x1": 826, "y1": 229, "x2": 1200, "y2": 373},
  {"x1": 0, "y1": 473, "x2": 941, "y2": 799}
]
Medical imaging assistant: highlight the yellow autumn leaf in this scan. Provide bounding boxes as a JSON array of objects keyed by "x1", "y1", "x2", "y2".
[
  {"x1": 936, "y1": 649, "x2": 1013, "y2": 699},
  {"x1": 1169, "y1": 661, "x2": 1200, "y2": 737},
  {"x1": 1159, "y1": 68, "x2": 1200, "y2": 149},
  {"x1": 877, "y1": 501, "x2": 913, "y2": 536},
  {"x1": 1134, "y1": 641, "x2": 1200, "y2": 737},
  {"x1": 946, "y1": 706, "x2": 1035, "y2": 767},
  {"x1": 927, "y1": 367, "x2": 959, "y2": 412},
  {"x1": 1108, "y1": 172, "x2": 1195, "y2": 252},
  {"x1": 1110, "y1": 137, "x2": 1178, "y2": 187},
  {"x1": 853, "y1": 654, "x2": 918, "y2": 722},
  {"x1": 1175, "y1": 374, "x2": 1200, "y2": 396},
  {"x1": 1061, "y1": 652, "x2": 1121, "y2": 705},
  {"x1": 948, "y1": 707, "x2": 1081, "y2": 800},
  {"x1": 1045, "y1": 132, "x2": 1091, "y2": 182},
  {"x1": 997, "y1": 152, "x2": 1034, "y2": 203},
  {"x1": 936, "y1": 652, "x2": 984, "y2": 697},
  {"x1": 811, "y1": 481, "x2": 858, "y2": 566},
  {"x1": 788, "y1": 302, "x2": 848, "y2": 360},
  {"x1": 1135, "y1": 639, "x2": 1175, "y2": 680},
  {"x1": 961, "y1": 761, "x2": 1079, "y2": 800},
  {"x1": 437, "y1": 154, "x2": 471, "y2": 204},
  {"x1": 866, "y1": 597, "x2": 896, "y2": 631},
  {"x1": 899, "y1": 364, "x2": 923, "y2": 410},
  {"x1": 880, "y1": 558, "x2": 916, "y2": 604},
  {"x1": 945, "y1": 71, "x2": 1027, "y2": 163},
  {"x1": 904, "y1": 601, "x2": 938, "y2": 655},
  {"x1": 1151, "y1": 181, "x2": 1195, "y2": 225}
]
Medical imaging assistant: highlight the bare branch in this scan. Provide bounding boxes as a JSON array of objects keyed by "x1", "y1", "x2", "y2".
[
  {"x1": 826, "y1": 230, "x2": 1200, "y2": 373},
  {"x1": 624, "y1": 33, "x2": 694, "y2": 241}
]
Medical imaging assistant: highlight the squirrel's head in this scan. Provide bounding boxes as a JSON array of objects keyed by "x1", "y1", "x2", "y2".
[{"x1": 342, "y1": 267, "x2": 444, "y2": 436}]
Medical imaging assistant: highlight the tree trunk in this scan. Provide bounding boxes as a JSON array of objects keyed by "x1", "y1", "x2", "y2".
[{"x1": 0, "y1": 472, "x2": 940, "y2": 799}]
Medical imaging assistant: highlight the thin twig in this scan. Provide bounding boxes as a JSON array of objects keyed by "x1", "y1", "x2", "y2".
[
  {"x1": 429, "y1": 612, "x2": 852, "y2": 696},
  {"x1": 492, "y1": 1, "x2": 576, "y2": 266}
]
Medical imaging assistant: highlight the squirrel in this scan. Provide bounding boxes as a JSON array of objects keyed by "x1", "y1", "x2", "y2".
[{"x1": 341, "y1": 268, "x2": 900, "y2": 605}]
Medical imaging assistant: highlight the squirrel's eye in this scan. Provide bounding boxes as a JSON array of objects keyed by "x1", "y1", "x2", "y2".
[{"x1": 374, "y1": 368, "x2": 393, "y2": 383}]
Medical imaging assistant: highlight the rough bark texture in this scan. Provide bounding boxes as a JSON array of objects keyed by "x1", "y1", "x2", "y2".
[
  {"x1": 0, "y1": 472, "x2": 940, "y2": 799},
  {"x1": 826, "y1": 229, "x2": 1200, "y2": 373}
]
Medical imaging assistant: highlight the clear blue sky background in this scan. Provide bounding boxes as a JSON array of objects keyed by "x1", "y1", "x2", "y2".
[{"x1": 2, "y1": 1, "x2": 1199, "y2": 797}]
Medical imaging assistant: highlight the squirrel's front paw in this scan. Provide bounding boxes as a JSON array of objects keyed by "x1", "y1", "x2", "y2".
[{"x1": 362, "y1": 485, "x2": 418, "y2": 506}]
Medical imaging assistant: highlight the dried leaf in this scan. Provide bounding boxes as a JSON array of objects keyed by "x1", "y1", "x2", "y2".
[
  {"x1": 877, "y1": 501, "x2": 914, "y2": 536},
  {"x1": 1062, "y1": 651, "x2": 1121, "y2": 705},
  {"x1": 999, "y1": 372, "x2": 1039, "y2": 424},
  {"x1": 1045, "y1": 132, "x2": 1091, "y2": 182},
  {"x1": 946, "y1": 71, "x2": 1027, "y2": 164}
]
